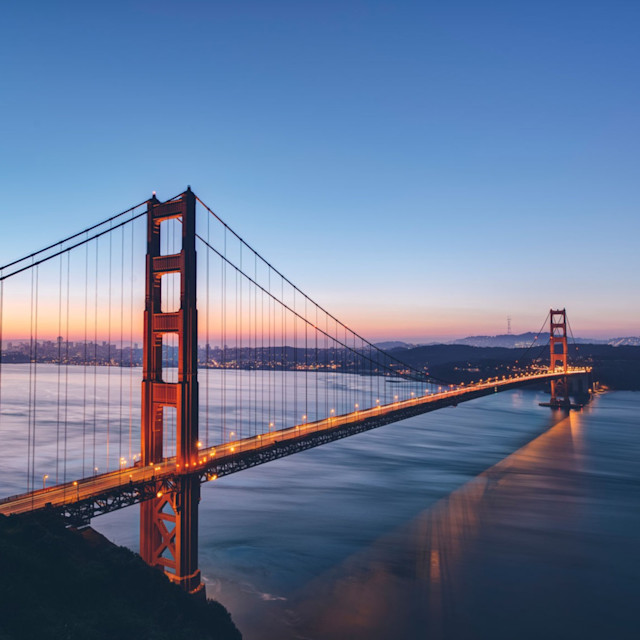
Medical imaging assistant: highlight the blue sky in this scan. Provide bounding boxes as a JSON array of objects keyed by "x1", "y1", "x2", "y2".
[{"x1": 1, "y1": 1, "x2": 638, "y2": 341}]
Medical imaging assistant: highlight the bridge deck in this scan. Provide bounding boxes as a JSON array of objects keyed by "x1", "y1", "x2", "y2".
[{"x1": 0, "y1": 369, "x2": 588, "y2": 522}]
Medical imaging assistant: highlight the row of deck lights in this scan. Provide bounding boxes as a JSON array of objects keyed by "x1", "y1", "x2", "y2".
[{"x1": 50, "y1": 369, "x2": 578, "y2": 493}]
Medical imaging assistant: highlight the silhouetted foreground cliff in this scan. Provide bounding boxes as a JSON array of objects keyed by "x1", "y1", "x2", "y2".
[{"x1": 0, "y1": 512, "x2": 241, "y2": 640}]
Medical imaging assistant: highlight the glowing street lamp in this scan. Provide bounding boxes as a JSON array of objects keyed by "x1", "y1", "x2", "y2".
[{"x1": 42, "y1": 474, "x2": 49, "y2": 490}]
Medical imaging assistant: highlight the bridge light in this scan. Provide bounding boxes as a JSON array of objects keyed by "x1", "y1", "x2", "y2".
[
  {"x1": 157, "y1": 491, "x2": 163, "y2": 498},
  {"x1": 42, "y1": 474, "x2": 48, "y2": 490},
  {"x1": 197, "y1": 441, "x2": 202, "y2": 449},
  {"x1": 230, "y1": 446, "x2": 235, "y2": 452}
]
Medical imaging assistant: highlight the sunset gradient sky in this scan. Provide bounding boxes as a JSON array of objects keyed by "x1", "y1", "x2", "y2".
[{"x1": 1, "y1": 1, "x2": 638, "y2": 342}]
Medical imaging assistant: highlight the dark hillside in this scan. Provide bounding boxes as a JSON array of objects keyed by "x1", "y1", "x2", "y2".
[
  {"x1": 0, "y1": 512, "x2": 241, "y2": 640},
  {"x1": 388, "y1": 344, "x2": 640, "y2": 390}
]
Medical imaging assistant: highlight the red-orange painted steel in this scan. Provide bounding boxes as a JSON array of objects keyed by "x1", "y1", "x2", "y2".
[
  {"x1": 140, "y1": 189, "x2": 202, "y2": 595},
  {"x1": 549, "y1": 308, "x2": 569, "y2": 406}
]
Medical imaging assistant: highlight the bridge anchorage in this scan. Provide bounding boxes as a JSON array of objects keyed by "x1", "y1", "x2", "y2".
[{"x1": 0, "y1": 187, "x2": 591, "y2": 598}]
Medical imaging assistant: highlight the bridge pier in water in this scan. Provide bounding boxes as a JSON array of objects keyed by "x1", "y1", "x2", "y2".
[
  {"x1": 540, "y1": 308, "x2": 592, "y2": 409},
  {"x1": 548, "y1": 308, "x2": 570, "y2": 408},
  {"x1": 140, "y1": 188, "x2": 203, "y2": 595}
]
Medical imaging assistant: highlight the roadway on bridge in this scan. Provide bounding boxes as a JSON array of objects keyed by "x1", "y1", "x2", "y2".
[{"x1": 0, "y1": 369, "x2": 587, "y2": 517}]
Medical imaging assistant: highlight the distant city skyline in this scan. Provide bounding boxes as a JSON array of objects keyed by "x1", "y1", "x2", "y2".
[{"x1": 1, "y1": 2, "x2": 638, "y2": 341}]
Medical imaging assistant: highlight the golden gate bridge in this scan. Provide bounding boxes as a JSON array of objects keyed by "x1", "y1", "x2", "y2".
[{"x1": 0, "y1": 188, "x2": 590, "y2": 595}]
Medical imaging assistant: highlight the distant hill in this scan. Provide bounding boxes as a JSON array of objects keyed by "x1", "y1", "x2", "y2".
[
  {"x1": 451, "y1": 332, "x2": 545, "y2": 348},
  {"x1": 374, "y1": 341, "x2": 416, "y2": 350},
  {"x1": 449, "y1": 332, "x2": 619, "y2": 348},
  {"x1": 608, "y1": 337, "x2": 640, "y2": 347},
  {"x1": 385, "y1": 343, "x2": 640, "y2": 390},
  {"x1": 376, "y1": 333, "x2": 639, "y2": 350}
]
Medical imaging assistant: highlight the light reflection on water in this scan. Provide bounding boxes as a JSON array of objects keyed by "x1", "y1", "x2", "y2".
[
  {"x1": 6, "y1": 374, "x2": 636, "y2": 639},
  {"x1": 226, "y1": 392, "x2": 638, "y2": 640}
]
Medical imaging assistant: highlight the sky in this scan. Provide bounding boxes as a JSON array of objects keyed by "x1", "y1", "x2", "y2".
[{"x1": 1, "y1": 0, "x2": 638, "y2": 342}]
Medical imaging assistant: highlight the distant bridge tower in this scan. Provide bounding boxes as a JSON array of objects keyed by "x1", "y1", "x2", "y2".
[
  {"x1": 549, "y1": 308, "x2": 569, "y2": 407},
  {"x1": 140, "y1": 189, "x2": 203, "y2": 595}
]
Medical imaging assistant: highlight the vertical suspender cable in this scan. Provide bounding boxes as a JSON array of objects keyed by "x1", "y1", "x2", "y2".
[
  {"x1": 129, "y1": 217, "x2": 134, "y2": 462},
  {"x1": 304, "y1": 298, "x2": 308, "y2": 422},
  {"x1": 56, "y1": 252, "x2": 63, "y2": 483},
  {"x1": 315, "y1": 306, "x2": 318, "y2": 426},
  {"x1": 119, "y1": 225, "x2": 125, "y2": 468},
  {"x1": 27, "y1": 266, "x2": 34, "y2": 493},
  {"x1": 0, "y1": 277, "x2": 3, "y2": 437},
  {"x1": 236, "y1": 249, "x2": 240, "y2": 439},
  {"x1": 63, "y1": 252, "x2": 70, "y2": 483},
  {"x1": 93, "y1": 238, "x2": 99, "y2": 476},
  {"x1": 106, "y1": 226, "x2": 113, "y2": 471},
  {"x1": 268, "y1": 270, "x2": 272, "y2": 430},
  {"x1": 83, "y1": 238, "x2": 88, "y2": 476},
  {"x1": 206, "y1": 206, "x2": 210, "y2": 447},
  {"x1": 282, "y1": 279, "x2": 286, "y2": 433},
  {"x1": 222, "y1": 227, "x2": 227, "y2": 442},
  {"x1": 253, "y1": 255, "x2": 257, "y2": 435},
  {"x1": 31, "y1": 265, "x2": 39, "y2": 496}
]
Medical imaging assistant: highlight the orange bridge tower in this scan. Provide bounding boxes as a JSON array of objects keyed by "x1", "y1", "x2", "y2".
[
  {"x1": 140, "y1": 188, "x2": 203, "y2": 595},
  {"x1": 549, "y1": 308, "x2": 570, "y2": 407}
]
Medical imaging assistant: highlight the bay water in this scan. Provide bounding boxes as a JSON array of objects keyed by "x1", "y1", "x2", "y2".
[{"x1": 1, "y1": 366, "x2": 638, "y2": 638}]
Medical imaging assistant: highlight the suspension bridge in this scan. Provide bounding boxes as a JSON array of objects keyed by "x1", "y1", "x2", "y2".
[{"x1": 0, "y1": 188, "x2": 590, "y2": 595}]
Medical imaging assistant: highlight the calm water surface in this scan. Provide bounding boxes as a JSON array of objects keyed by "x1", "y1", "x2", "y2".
[
  {"x1": 1, "y1": 367, "x2": 637, "y2": 638},
  {"x1": 89, "y1": 389, "x2": 640, "y2": 639}
]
